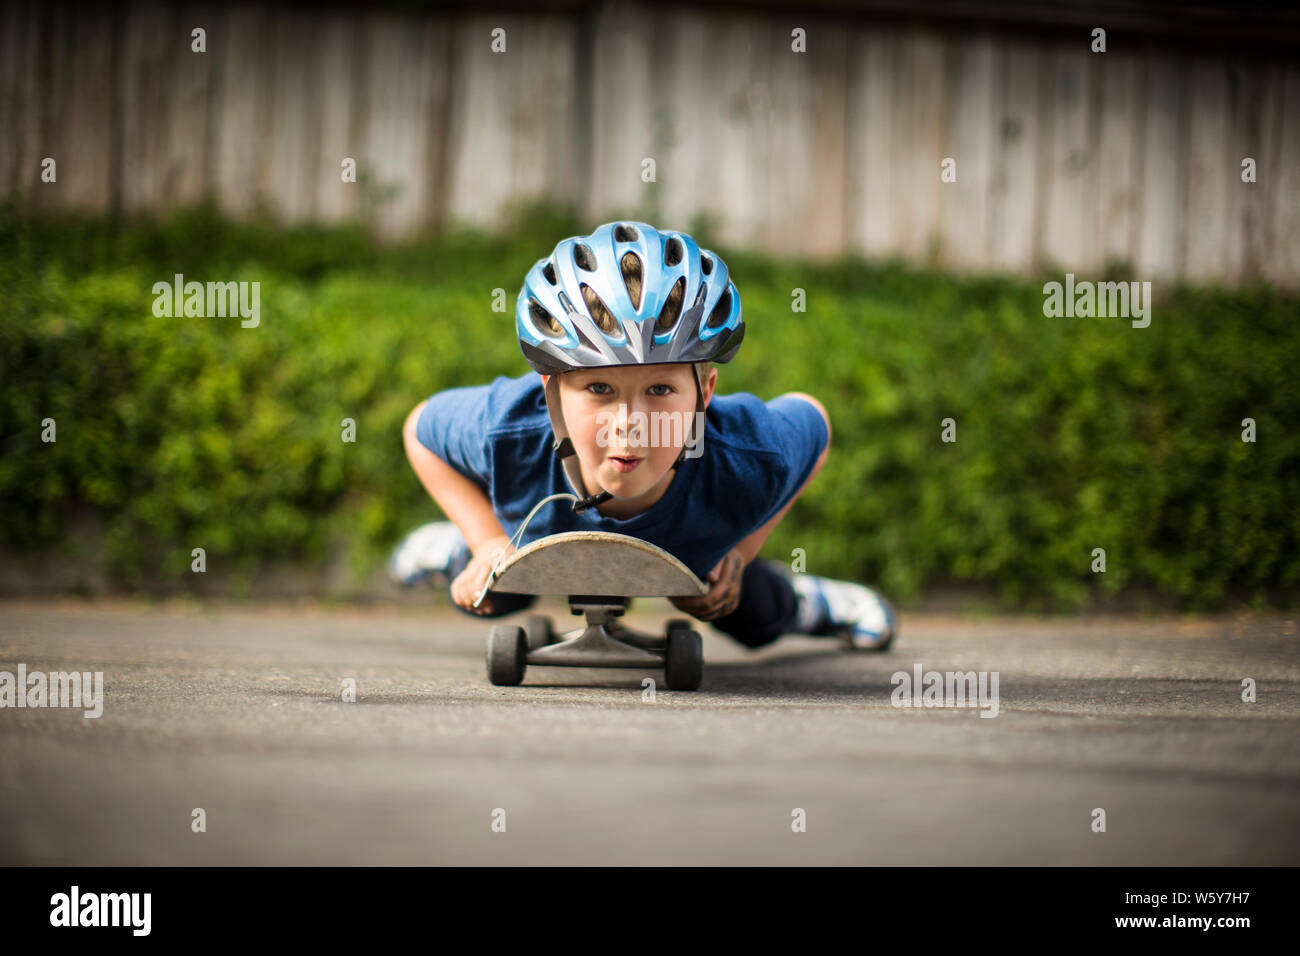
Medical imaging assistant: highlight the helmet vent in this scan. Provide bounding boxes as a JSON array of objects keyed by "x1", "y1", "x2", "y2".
[
  {"x1": 613, "y1": 224, "x2": 639, "y2": 243},
  {"x1": 701, "y1": 254, "x2": 714, "y2": 276},
  {"x1": 655, "y1": 277, "x2": 686, "y2": 332},
  {"x1": 620, "y1": 251, "x2": 643, "y2": 309},
  {"x1": 705, "y1": 288, "x2": 731, "y2": 329},
  {"x1": 574, "y1": 243, "x2": 597, "y2": 272},
  {"x1": 665, "y1": 236, "x2": 684, "y2": 266},
  {"x1": 580, "y1": 283, "x2": 622, "y2": 338},
  {"x1": 542, "y1": 261, "x2": 557, "y2": 285},
  {"x1": 529, "y1": 299, "x2": 565, "y2": 338}
]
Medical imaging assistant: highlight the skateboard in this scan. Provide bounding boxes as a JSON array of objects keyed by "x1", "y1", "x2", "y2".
[{"x1": 481, "y1": 531, "x2": 710, "y2": 690}]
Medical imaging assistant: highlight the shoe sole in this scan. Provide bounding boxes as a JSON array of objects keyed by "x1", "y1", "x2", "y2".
[{"x1": 842, "y1": 597, "x2": 898, "y2": 651}]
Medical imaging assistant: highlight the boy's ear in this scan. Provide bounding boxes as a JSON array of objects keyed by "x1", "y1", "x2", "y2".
[{"x1": 701, "y1": 366, "x2": 718, "y2": 405}]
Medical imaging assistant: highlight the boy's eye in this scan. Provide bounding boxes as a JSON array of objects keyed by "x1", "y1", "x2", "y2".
[{"x1": 584, "y1": 381, "x2": 674, "y2": 396}]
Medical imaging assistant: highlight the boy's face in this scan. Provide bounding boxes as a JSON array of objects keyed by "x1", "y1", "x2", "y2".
[{"x1": 547, "y1": 363, "x2": 717, "y2": 502}]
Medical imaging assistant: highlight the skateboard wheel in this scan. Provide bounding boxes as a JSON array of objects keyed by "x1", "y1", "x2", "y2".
[
  {"x1": 524, "y1": 614, "x2": 555, "y2": 650},
  {"x1": 663, "y1": 625, "x2": 703, "y2": 691},
  {"x1": 487, "y1": 625, "x2": 527, "y2": 686}
]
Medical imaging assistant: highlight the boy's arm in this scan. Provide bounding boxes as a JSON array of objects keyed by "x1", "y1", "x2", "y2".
[
  {"x1": 403, "y1": 400, "x2": 510, "y2": 556},
  {"x1": 732, "y1": 392, "x2": 830, "y2": 567},
  {"x1": 672, "y1": 393, "x2": 829, "y2": 620}
]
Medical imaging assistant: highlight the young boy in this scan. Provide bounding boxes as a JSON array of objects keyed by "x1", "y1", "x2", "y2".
[{"x1": 391, "y1": 221, "x2": 895, "y2": 651}]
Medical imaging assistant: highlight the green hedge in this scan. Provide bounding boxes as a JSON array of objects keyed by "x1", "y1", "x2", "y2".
[{"x1": 1, "y1": 203, "x2": 1296, "y2": 608}]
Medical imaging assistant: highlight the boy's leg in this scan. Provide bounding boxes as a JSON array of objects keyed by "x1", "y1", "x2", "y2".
[
  {"x1": 707, "y1": 558, "x2": 898, "y2": 651},
  {"x1": 707, "y1": 558, "x2": 799, "y2": 649}
]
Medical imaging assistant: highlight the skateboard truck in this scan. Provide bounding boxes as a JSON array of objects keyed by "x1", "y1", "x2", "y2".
[
  {"x1": 523, "y1": 598, "x2": 663, "y2": 669},
  {"x1": 480, "y1": 531, "x2": 710, "y2": 690}
]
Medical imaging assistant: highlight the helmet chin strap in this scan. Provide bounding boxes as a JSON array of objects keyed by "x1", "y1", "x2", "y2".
[
  {"x1": 543, "y1": 373, "x2": 611, "y2": 512},
  {"x1": 543, "y1": 365, "x2": 706, "y2": 514}
]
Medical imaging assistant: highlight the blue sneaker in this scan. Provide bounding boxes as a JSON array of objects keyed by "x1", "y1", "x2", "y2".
[
  {"x1": 388, "y1": 521, "x2": 470, "y2": 587},
  {"x1": 788, "y1": 572, "x2": 897, "y2": 651}
]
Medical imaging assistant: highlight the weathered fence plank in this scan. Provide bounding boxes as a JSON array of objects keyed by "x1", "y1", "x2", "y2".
[
  {"x1": 940, "y1": 33, "x2": 995, "y2": 271},
  {"x1": 990, "y1": 40, "x2": 1041, "y2": 272},
  {"x1": 1184, "y1": 58, "x2": 1234, "y2": 282},
  {"x1": 807, "y1": 21, "x2": 850, "y2": 258},
  {"x1": 213, "y1": 4, "x2": 274, "y2": 216},
  {"x1": 588, "y1": 4, "x2": 656, "y2": 226},
  {"x1": 753, "y1": 16, "x2": 822, "y2": 255},
  {"x1": 1041, "y1": 46, "x2": 1095, "y2": 272},
  {"x1": 891, "y1": 29, "x2": 945, "y2": 263},
  {"x1": 263, "y1": 8, "x2": 321, "y2": 222},
  {"x1": 1095, "y1": 50, "x2": 1142, "y2": 272},
  {"x1": 1273, "y1": 67, "x2": 1300, "y2": 283},
  {"x1": 119, "y1": 1, "x2": 177, "y2": 214},
  {"x1": 313, "y1": 11, "x2": 365, "y2": 224},
  {"x1": 1137, "y1": 55, "x2": 1186, "y2": 279},
  {"x1": 846, "y1": 26, "x2": 897, "y2": 259},
  {"x1": 161, "y1": 2, "x2": 219, "y2": 210}
]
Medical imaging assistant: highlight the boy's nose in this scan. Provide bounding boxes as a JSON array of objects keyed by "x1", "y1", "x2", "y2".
[{"x1": 613, "y1": 409, "x2": 646, "y2": 444}]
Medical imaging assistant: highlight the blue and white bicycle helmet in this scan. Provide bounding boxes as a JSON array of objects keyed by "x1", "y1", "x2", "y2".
[{"x1": 515, "y1": 221, "x2": 745, "y2": 510}]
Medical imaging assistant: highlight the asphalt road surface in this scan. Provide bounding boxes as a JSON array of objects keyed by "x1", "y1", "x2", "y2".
[{"x1": 1, "y1": 598, "x2": 1296, "y2": 865}]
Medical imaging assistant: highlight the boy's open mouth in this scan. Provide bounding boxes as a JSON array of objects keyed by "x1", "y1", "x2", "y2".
[{"x1": 609, "y1": 454, "x2": 643, "y2": 473}]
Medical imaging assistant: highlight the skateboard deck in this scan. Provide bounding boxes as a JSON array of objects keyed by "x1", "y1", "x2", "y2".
[{"x1": 488, "y1": 531, "x2": 708, "y2": 598}]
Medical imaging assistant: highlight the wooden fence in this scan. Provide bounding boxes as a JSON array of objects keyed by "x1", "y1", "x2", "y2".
[{"x1": 3, "y1": 0, "x2": 1297, "y2": 285}]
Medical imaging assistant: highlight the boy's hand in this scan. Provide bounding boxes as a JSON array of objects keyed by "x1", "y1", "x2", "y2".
[
  {"x1": 450, "y1": 535, "x2": 516, "y2": 615},
  {"x1": 669, "y1": 547, "x2": 744, "y2": 621}
]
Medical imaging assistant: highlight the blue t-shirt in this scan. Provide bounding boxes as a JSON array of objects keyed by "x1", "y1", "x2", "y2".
[{"x1": 414, "y1": 373, "x2": 828, "y2": 580}]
